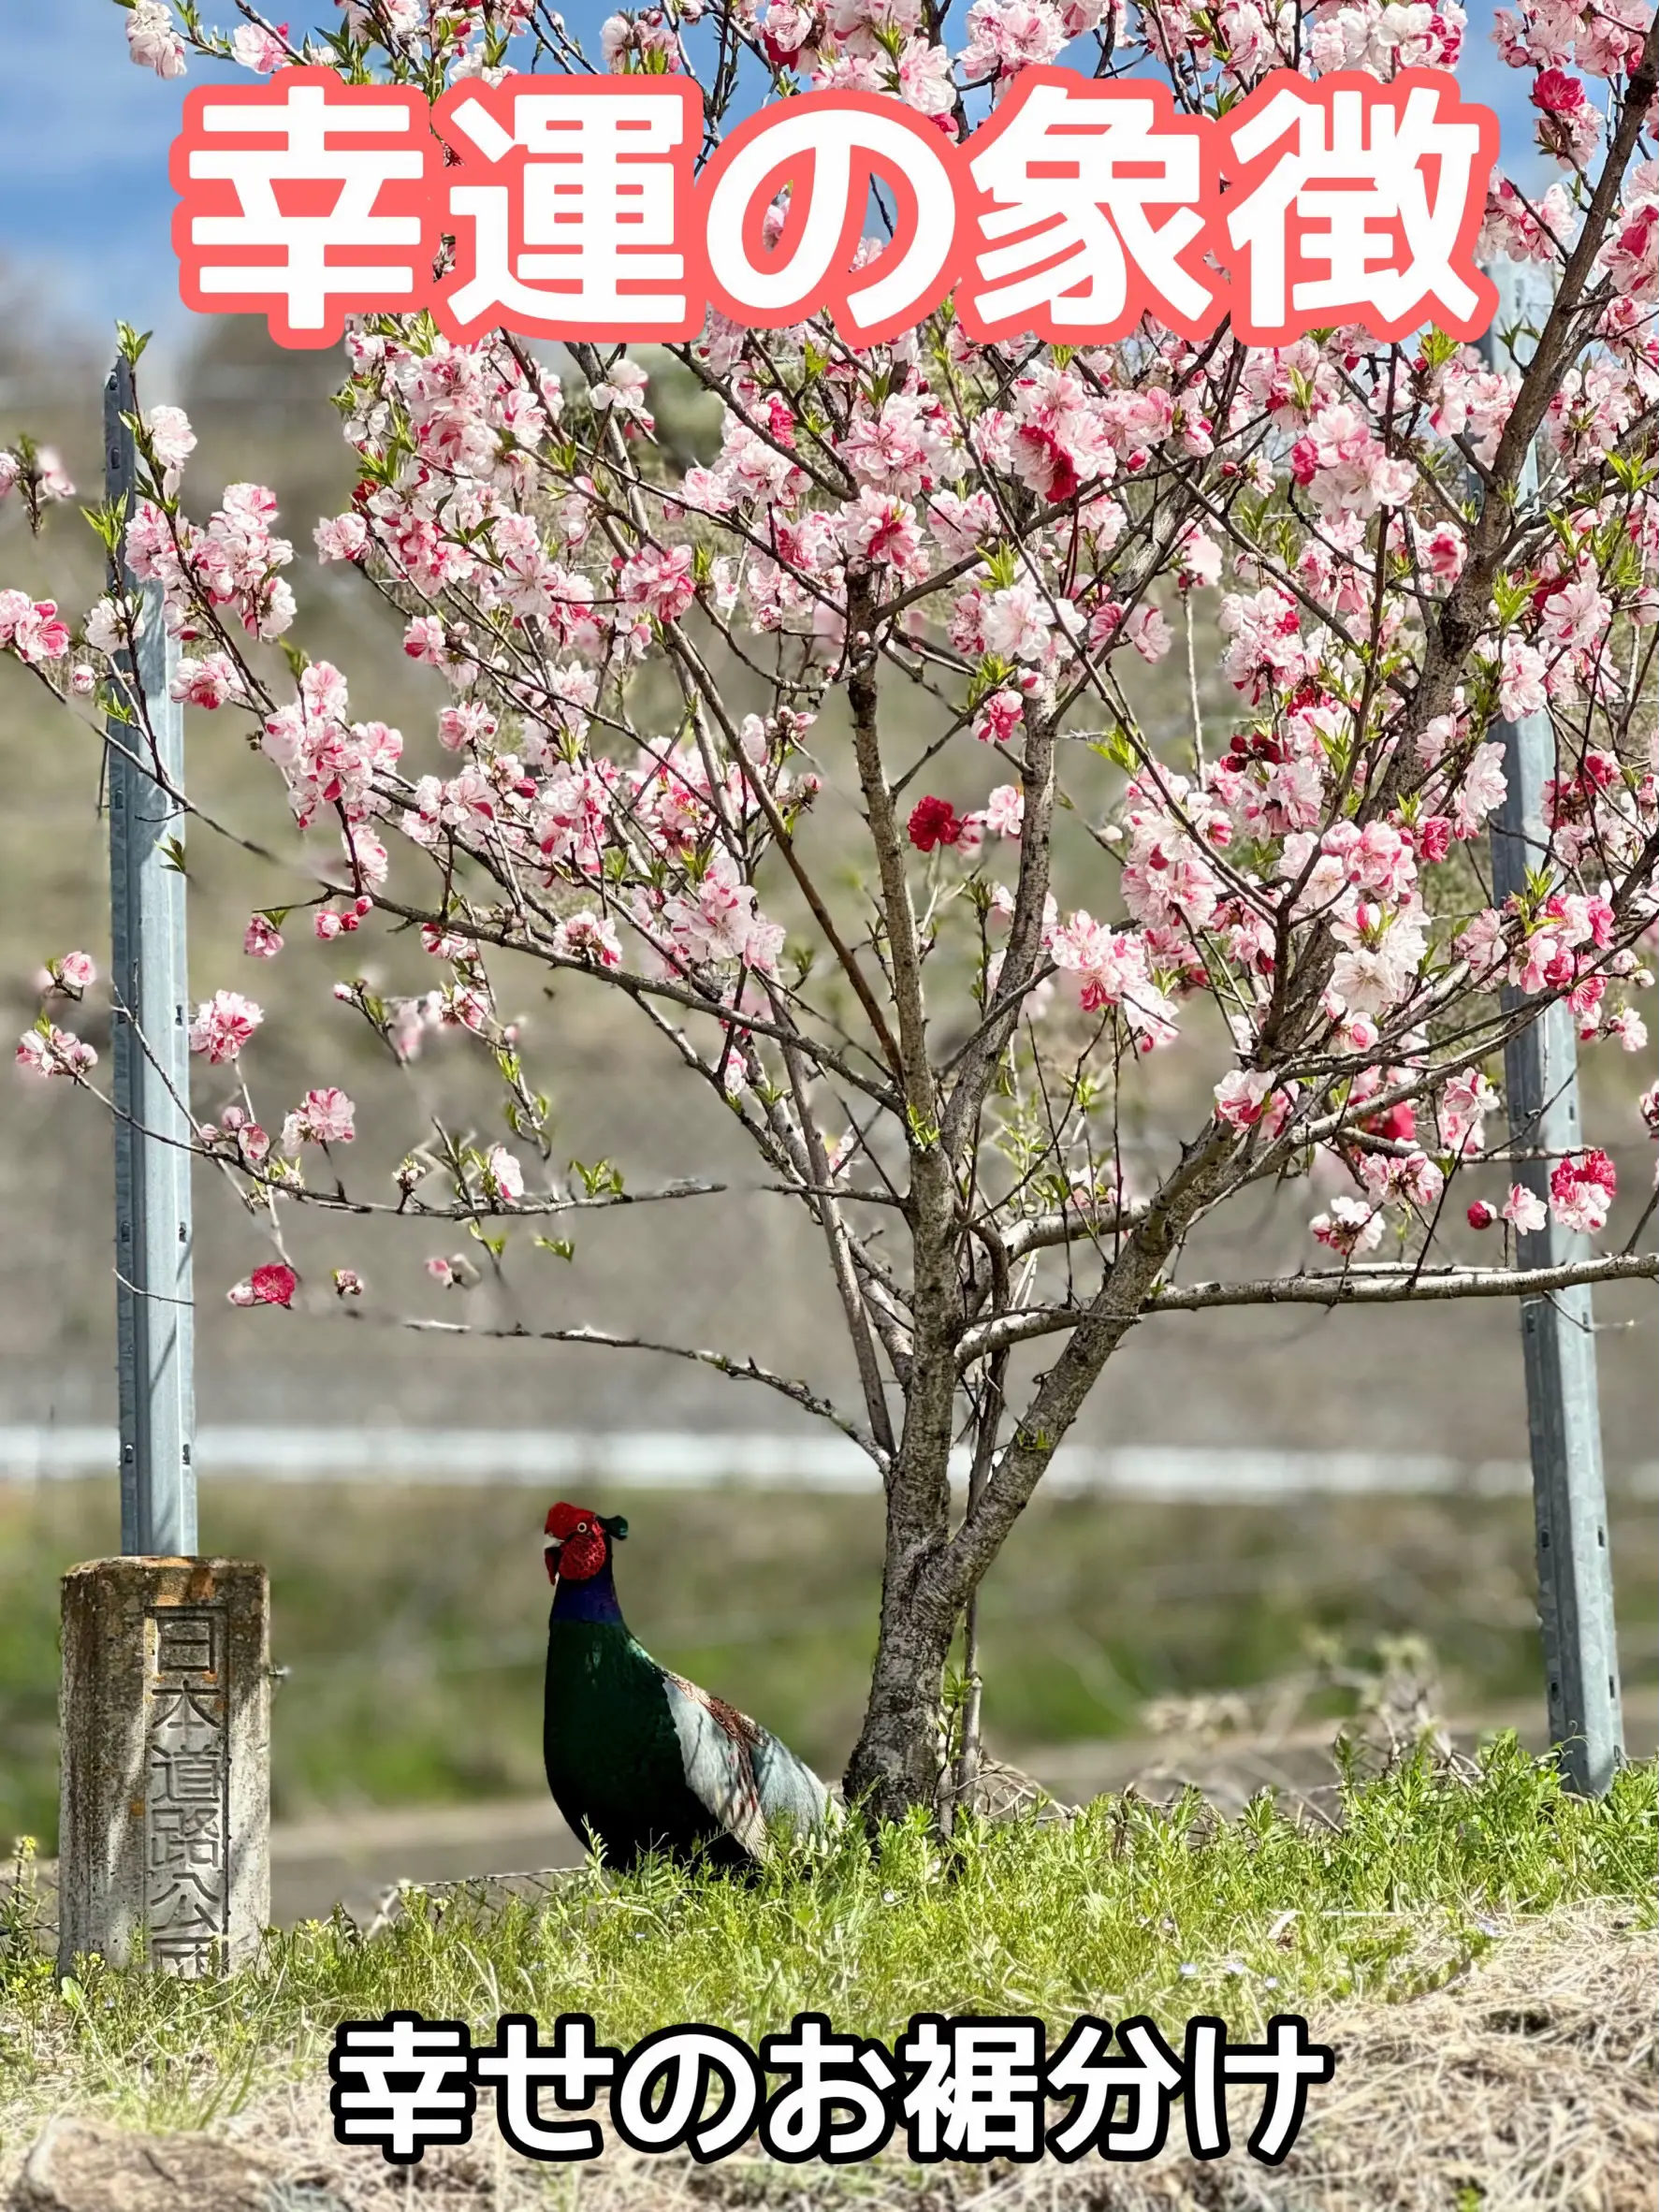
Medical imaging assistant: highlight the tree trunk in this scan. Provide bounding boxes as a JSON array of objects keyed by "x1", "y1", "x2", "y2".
[{"x1": 843, "y1": 1458, "x2": 958, "y2": 1824}]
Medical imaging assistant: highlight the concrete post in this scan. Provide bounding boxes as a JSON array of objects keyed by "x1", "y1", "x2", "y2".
[{"x1": 57, "y1": 1559, "x2": 269, "y2": 1978}]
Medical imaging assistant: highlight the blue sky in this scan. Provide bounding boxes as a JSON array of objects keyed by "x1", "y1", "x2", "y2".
[{"x1": 0, "y1": 0, "x2": 1539, "y2": 357}]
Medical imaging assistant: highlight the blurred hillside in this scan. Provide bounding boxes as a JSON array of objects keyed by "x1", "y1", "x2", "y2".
[{"x1": 1, "y1": 301, "x2": 1654, "y2": 1475}]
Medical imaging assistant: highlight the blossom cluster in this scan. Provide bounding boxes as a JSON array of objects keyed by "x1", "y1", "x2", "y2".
[{"x1": 6, "y1": 0, "x2": 1652, "y2": 1339}]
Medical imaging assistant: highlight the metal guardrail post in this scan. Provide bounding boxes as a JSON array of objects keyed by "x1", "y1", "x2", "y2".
[
  {"x1": 105, "y1": 356, "x2": 196, "y2": 1559},
  {"x1": 1478, "y1": 261, "x2": 1623, "y2": 1795}
]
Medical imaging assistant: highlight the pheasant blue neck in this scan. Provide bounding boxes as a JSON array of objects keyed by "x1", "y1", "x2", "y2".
[{"x1": 550, "y1": 1558, "x2": 626, "y2": 1626}]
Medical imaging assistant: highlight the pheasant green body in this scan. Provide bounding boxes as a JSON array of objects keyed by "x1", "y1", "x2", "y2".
[{"x1": 540, "y1": 1501, "x2": 835, "y2": 1870}]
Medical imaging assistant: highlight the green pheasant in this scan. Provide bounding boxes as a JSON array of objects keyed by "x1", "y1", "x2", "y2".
[{"x1": 540, "y1": 1499, "x2": 836, "y2": 1870}]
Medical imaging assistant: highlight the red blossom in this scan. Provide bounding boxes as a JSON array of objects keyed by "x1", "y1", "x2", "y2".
[
  {"x1": 1550, "y1": 1148, "x2": 1617, "y2": 1203},
  {"x1": 1532, "y1": 68, "x2": 1588, "y2": 116},
  {"x1": 908, "y1": 796, "x2": 963, "y2": 852},
  {"x1": 250, "y1": 1262, "x2": 298, "y2": 1307}
]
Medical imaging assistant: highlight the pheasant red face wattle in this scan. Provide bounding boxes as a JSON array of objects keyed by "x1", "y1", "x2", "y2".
[{"x1": 544, "y1": 1501, "x2": 604, "y2": 1582}]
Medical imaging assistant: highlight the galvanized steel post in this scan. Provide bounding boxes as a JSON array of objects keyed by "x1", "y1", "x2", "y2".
[
  {"x1": 105, "y1": 355, "x2": 197, "y2": 1559},
  {"x1": 1480, "y1": 261, "x2": 1623, "y2": 1795}
]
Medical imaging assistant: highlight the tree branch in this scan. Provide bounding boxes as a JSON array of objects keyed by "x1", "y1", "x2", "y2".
[
  {"x1": 388, "y1": 1315, "x2": 887, "y2": 1465},
  {"x1": 960, "y1": 1247, "x2": 1657, "y2": 1359}
]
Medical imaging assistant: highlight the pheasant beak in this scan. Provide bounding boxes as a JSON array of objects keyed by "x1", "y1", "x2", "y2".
[{"x1": 542, "y1": 1531, "x2": 562, "y2": 1582}]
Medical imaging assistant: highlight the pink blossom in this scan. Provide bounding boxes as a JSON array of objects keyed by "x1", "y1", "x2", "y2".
[
  {"x1": 230, "y1": 21, "x2": 290, "y2": 71},
  {"x1": 1437, "y1": 1068, "x2": 1499, "y2": 1155},
  {"x1": 983, "y1": 784, "x2": 1025, "y2": 838},
  {"x1": 1328, "y1": 901, "x2": 1429, "y2": 1019},
  {"x1": 282, "y1": 1086, "x2": 356, "y2": 1149},
  {"x1": 438, "y1": 702, "x2": 497, "y2": 753},
  {"x1": 1501, "y1": 1184, "x2": 1548, "y2": 1235},
  {"x1": 619, "y1": 544, "x2": 696, "y2": 623},
  {"x1": 1176, "y1": 528, "x2": 1222, "y2": 590},
  {"x1": 975, "y1": 690, "x2": 1025, "y2": 745},
  {"x1": 332, "y1": 1268, "x2": 365, "y2": 1299},
  {"x1": 553, "y1": 911, "x2": 624, "y2": 967},
  {"x1": 1539, "y1": 577, "x2": 1611, "y2": 654},
  {"x1": 219, "y1": 1105, "x2": 270, "y2": 1165},
  {"x1": 982, "y1": 582, "x2": 1055, "y2": 666},
  {"x1": 342, "y1": 824, "x2": 388, "y2": 887},
  {"x1": 170, "y1": 652, "x2": 243, "y2": 709},
  {"x1": 1310, "y1": 1196, "x2": 1384, "y2": 1256},
  {"x1": 662, "y1": 850, "x2": 784, "y2": 973},
  {"x1": 895, "y1": 37, "x2": 956, "y2": 118},
  {"x1": 0, "y1": 593, "x2": 70, "y2": 663},
  {"x1": 15, "y1": 1025, "x2": 97, "y2": 1080},
  {"x1": 1218, "y1": 587, "x2": 1306, "y2": 699},
  {"x1": 189, "y1": 990, "x2": 263, "y2": 1065},
  {"x1": 1604, "y1": 200, "x2": 1659, "y2": 300},
  {"x1": 1606, "y1": 1006, "x2": 1649, "y2": 1052},
  {"x1": 22, "y1": 67, "x2": 1659, "y2": 1495},
  {"x1": 1450, "y1": 743, "x2": 1507, "y2": 837},
  {"x1": 1422, "y1": 522, "x2": 1465, "y2": 581},
  {"x1": 761, "y1": 0, "x2": 815, "y2": 64},
  {"x1": 314, "y1": 514, "x2": 369, "y2": 563},
  {"x1": 484, "y1": 1143, "x2": 525, "y2": 1203},
  {"x1": 126, "y1": 1, "x2": 186, "y2": 76},
  {"x1": 144, "y1": 402, "x2": 196, "y2": 478},
  {"x1": 1214, "y1": 1069, "x2": 1278, "y2": 1131},
  {"x1": 84, "y1": 598, "x2": 126, "y2": 656},
  {"x1": 1532, "y1": 68, "x2": 1602, "y2": 166},
  {"x1": 590, "y1": 358, "x2": 652, "y2": 418},
  {"x1": 54, "y1": 951, "x2": 96, "y2": 995},
  {"x1": 841, "y1": 492, "x2": 926, "y2": 577},
  {"x1": 403, "y1": 615, "x2": 451, "y2": 665},
  {"x1": 1498, "y1": 637, "x2": 1548, "y2": 720},
  {"x1": 1549, "y1": 1149, "x2": 1617, "y2": 1235},
  {"x1": 1049, "y1": 910, "x2": 1178, "y2": 1047},
  {"x1": 962, "y1": 0, "x2": 1068, "y2": 81},
  {"x1": 1456, "y1": 908, "x2": 1508, "y2": 985},
  {"x1": 228, "y1": 1262, "x2": 297, "y2": 1309},
  {"x1": 1123, "y1": 604, "x2": 1171, "y2": 663}
]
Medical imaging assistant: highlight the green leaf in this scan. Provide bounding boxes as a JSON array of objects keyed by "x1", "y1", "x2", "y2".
[
  {"x1": 1089, "y1": 726, "x2": 1138, "y2": 773},
  {"x1": 571, "y1": 1157, "x2": 625, "y2": 1199}
]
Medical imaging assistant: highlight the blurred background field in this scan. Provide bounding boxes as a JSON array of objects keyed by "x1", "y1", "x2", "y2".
[
  {"x1": 5, "y1": 1476, "x2": 1656, "y2": 1862},
  {"x1": 2, "y1": 296, "x2": 1655, "y2": 1896}
]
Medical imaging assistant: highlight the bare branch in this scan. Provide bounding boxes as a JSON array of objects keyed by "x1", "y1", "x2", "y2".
[
  {"x1": 961, "y1": 1247, "x2": 1658, "y2": 1359},
  {"x1": 389, "y1": 1314, "x2": 887, "y2": 1465}
]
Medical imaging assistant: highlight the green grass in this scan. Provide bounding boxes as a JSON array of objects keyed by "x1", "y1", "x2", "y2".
[{"x1": 2, "y1": 1741, "x2": 1654, "y2": 2151}]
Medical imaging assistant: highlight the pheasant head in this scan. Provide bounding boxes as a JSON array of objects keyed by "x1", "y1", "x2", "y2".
[{"x1": 543, "y1": 1500, "x2": 630, "y2": 1586}]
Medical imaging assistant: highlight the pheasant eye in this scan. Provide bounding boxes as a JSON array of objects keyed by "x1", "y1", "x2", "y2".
[{"x1": 576, "y1": 1521, "x2": 589, "y2": 1534}]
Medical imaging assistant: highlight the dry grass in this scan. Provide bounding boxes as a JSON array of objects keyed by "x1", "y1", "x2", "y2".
[{"x1": 160, "y1": 1900, "x2": 1651, "y2": 2212}]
